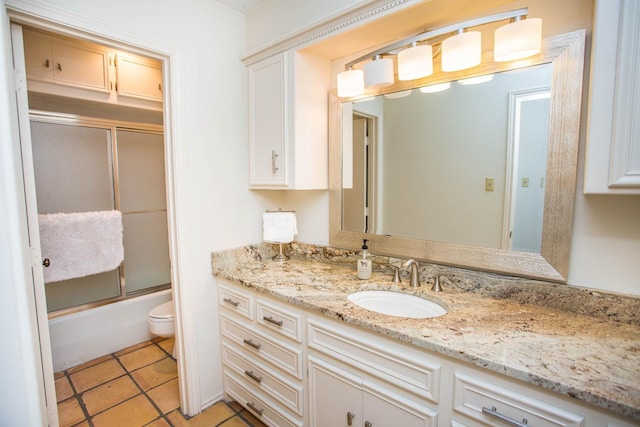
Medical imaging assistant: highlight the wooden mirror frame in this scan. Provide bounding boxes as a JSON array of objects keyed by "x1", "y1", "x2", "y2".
[{"x1": 329, "y1": 30, "x2": 585, "y2": 282}]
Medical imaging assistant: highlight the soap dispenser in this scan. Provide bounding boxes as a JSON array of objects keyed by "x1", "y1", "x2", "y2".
[{"x1": 357, "y1": 239, "x2": 372, "y2": 280}]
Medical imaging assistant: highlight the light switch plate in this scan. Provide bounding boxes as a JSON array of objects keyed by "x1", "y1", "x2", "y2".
[{"x1": 485, "y1": 177, "x2": 495, "y2": 191}]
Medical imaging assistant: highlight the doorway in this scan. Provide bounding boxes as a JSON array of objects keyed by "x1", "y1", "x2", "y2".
[{"x1": 8, "y1": 17, "x2": 189, "y2": 424}]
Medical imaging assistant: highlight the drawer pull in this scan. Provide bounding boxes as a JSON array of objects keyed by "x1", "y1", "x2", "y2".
[
  {"x1": 223, "y1": 297, "x2": 240, "y2": 307},
  {"x1": 347, "y1": 411, "x2": 355, "y2": 426},
  {"x1": 243, "y1": 338, "x2": 262, "y2": 350},
  {"x1": 263, "y1": 315, "x2": 283, "y2": 327},
  {"x1": 244, "y1": 370, "x2": 263, "y2": 384},
  {"x1": 247, "y1": 401, "x2": 263, "y2": 416},
  {"x1": 482, "y1": 406, "x2": 528, "y2": 427}
]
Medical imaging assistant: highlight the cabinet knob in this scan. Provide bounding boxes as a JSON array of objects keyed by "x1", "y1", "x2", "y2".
[
  {"x1": 56, "y1": 63, "x2": 62, "y2": 71},
  {"x1": 44, "y1": 59, "x2": 50, "y2": 69},
  {"x1": 365, "y1": 422, "x2": 373, "y2": 427},
  {"x1": 42, "y1": 258, "x2": 51, "y2": 267}
]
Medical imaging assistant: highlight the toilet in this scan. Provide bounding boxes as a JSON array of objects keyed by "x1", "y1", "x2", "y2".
[{"x1": 148, "y1": 300, "x2": 175, "y2": 357}]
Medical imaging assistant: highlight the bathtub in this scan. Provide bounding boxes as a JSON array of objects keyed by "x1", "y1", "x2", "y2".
[{"x1": 48, "y1": 289, "x2": 172, "y2": 372}]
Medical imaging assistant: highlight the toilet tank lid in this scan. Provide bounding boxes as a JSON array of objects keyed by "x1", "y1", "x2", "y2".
[{"x1": 149, "y1": 301, "x2": 174, "y2": 319}]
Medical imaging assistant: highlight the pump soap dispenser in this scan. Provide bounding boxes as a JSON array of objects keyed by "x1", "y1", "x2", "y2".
[{"x1": 357, "y1": 239, "x2": 372, "y2": 280}]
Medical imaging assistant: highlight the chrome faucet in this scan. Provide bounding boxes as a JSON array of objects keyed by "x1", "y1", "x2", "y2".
[{"x1": 402, "y1": 259, "x2": 421, "y2": 287}]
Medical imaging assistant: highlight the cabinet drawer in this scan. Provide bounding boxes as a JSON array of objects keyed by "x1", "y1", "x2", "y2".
[
  {"x1": 219, "y1": 284, "x2": 254, "y2": 320},
  {"x1": 224, "y1": 372, "x2": 302, "y2": 427},
  {"x1": 221, "y1": 313, "x2": 303, "y2": 379},
  {"x1": 308, "y1": 318, "x2": 441, "y2": 403},
  {"x1": 222, "y1": 343, "x2": 303, "y2": 416},
  {"x1": 257, "y1": 298, "x2": 303, "y2": 343},
  {"x1": 454, "y1": 372, "x2": 584, "y2": 427}
]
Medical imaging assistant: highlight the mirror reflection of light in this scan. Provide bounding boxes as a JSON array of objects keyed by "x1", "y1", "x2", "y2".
[
  {"x1": 457, "y1": 74, "x2": 495, "y2": 85},
  {"x1": 419, "y1": 82, "x2": 451, "y2": 93},
  {"x1": 384, "y1": 90, "x2": 413, "y2": 99}
]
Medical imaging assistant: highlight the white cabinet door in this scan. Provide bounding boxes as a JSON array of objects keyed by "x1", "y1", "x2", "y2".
[
  {"x1": 309, "y1": 356, "x2": 362, "y2": 427},
  {"x1": 249, "y1": 52, "x2": 287, "y2": 187},
  {"x1": 115, "y1": 53, "x2": 163, "y2": 102},
  {"x1": 51, "y1": 39, "x2": 109, "y2": 92},
  {"x1": 584, "y1": 0, "x2": 640, "y2": 194},
  {"x1": 363, "y1": 384, "x2": 435, "y2": 427},
  {"x1": 23, "y1": 29, "x2": 53, "y2": 82}
]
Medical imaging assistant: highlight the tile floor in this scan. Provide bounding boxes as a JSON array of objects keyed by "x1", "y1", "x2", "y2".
[{"x1": 55, "y1": 337, "x2": 267, "y2": 427}]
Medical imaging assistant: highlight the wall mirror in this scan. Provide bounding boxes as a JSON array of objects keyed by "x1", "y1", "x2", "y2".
[{"x1": 329, "y1": 30, "x2": 585, "y2": 282}]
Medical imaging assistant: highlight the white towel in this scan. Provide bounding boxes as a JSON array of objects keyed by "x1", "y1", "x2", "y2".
[
  {"x1": 263, "y1": 212, "x2": 297, "y2": 243},
  {"x1": 38, "y1": 211, "x2": 124, "y2": 283}
]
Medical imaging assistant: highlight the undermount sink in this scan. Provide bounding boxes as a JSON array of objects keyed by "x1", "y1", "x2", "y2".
[{"x1": 347, "y1": 290, "x2": 447, "y2": 319}]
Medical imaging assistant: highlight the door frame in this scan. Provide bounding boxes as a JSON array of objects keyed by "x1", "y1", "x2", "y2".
[{"x1": 4, "y1": 3, "x2": 199, "y2": 422}]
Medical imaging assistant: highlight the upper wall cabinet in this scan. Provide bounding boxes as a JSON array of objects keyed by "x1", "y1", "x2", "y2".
[
  {"x1": 584, "y1": 0, "x2": 640, "y2": 194},
  {"x1": 248, "y1": 50, "x2": 329, "y2": 189},
  {"x1": 23, "y1": 28, "x2": 162, "y2": 111}
]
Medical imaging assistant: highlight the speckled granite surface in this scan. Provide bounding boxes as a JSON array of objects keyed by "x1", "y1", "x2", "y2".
[{"x1": 212, "y1": 243, "x2": 640, "y2": 420}]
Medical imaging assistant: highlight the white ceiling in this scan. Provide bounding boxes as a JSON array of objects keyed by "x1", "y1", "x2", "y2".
[{"x1": 216, "y1": 0, "x2": 262, "y2": 13}]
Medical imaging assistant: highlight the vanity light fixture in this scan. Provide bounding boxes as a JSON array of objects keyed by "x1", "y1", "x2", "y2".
[
  {"x1": 494, "y1": 17, "x2": 542, "y2": 62},
  {"x1": 441, "y1": 29, "x2": 481, "y2": 72},
  {"x1": 337, "y1": 67, "x2": 365, "y2": 97},
  {"x1": 397, "y1": 42, "x2": 433, "y2": 80},
  {"x1": 364, "y1": 55, "x2": 395, "y2": 88},
  {"x1": 336, "y1": 8, "x2": 541, "y2": 97}
]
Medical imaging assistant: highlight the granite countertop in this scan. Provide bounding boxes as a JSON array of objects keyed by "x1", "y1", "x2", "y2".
[{"x1": 212, "y1": 244, "x2": 640, "y2": 421}]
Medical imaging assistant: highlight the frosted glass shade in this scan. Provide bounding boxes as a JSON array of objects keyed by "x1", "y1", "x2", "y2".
[
  {"x1": 441, "y1": 31, "x2": 481, "y2": 72},
  {"x1": 337, "y1": 69, "x2": 364, "y2": 97},
  {"x1": 398, "y1": 44, "x2": 433, "y2": 80},
  {"x1": 494, "y1": 18, "x2": 542, "y2": 62},
  {"x1": 364, "y1": 57, "x2": 394, "y2": 88}
]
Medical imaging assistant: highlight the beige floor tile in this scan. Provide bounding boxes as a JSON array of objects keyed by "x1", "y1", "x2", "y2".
[
  {"x1": 91, "y1": 395, "x2": 160, "y2": 427},
  {"x1": 131, "y1": 358, "x2": 177, "y2": 391},
  {"x1": 220, "y1": 417, "x2": 252, "y2": 427},
  {"x1": 166, "y1": 401, "x2": 235, "y2": 426},
  {"x1": 157, "y1": 338, "x2": 174, "y2": 355},
  {"x1": 115, "y1": 340, "x2": 153, "y2": 357},
  {"x1": 55, "y1": 375, "x2": 74, "y2": 402},
  {"x1": 147, "y1": 378, "x2": 180, "y2": 414},
  {"x1": 57, "y1": 397, "x2": 85, "y2": 427},
  {"x1": 67, "y1": 354, "x2": 114, "y2": 374},
  {"x1": 70, "y1": 359, "x2": 126, "y2": 393},
  {"x1": 145, "y1": 418, "x2": 172, "y2": 427},
  {"x1": 118, "y1": 345, "x2": 167, "y2": 371},
  {"x1": 73, "y1": 422, "x2": 90, "y2": 427},
  {"x1": 55, "y1": 370, "x2": 66, "y2": 380},
  {"x1": 81, "y1": 375, "x2": 141, "y2": 415}
]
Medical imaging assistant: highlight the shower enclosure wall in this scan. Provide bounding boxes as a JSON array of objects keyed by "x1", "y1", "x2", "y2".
[{"x1": 30, "y1": 113, "x2": 170, "y2": 315}]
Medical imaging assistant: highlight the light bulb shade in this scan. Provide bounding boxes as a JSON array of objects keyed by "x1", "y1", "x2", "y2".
[
  {"x1": 398, "y1": 44, "x2": 433, "y2": 80},
  {"x1": 441, "y1": 31, "x2": 481, "y2": 72},
  {"x1": 494, "y1": 18, "x2": 542, "y2": 62},
  {"x1": 337, "y1": 69, "x2": 364, "y2": 97},
  {"x1": 364, "y1": 57, "x2": 394, "y2": 88}
]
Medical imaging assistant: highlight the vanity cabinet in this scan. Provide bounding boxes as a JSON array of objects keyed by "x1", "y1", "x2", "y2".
[
  {"x1": 217, "y1": 279, "x2": 638, "y2": 427},
  {"x1": 247, "y1": 50, "x2": 329, "y2": 189},
  {"x1": 22, "y1": 27, "x2": 162, "y2": 111},
  {"x1": 218, "y1": 281, "x2": 304, "y2": 426},
  {"x1": 584, "y1": 0, "x2": 640, "y2": 194}
]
